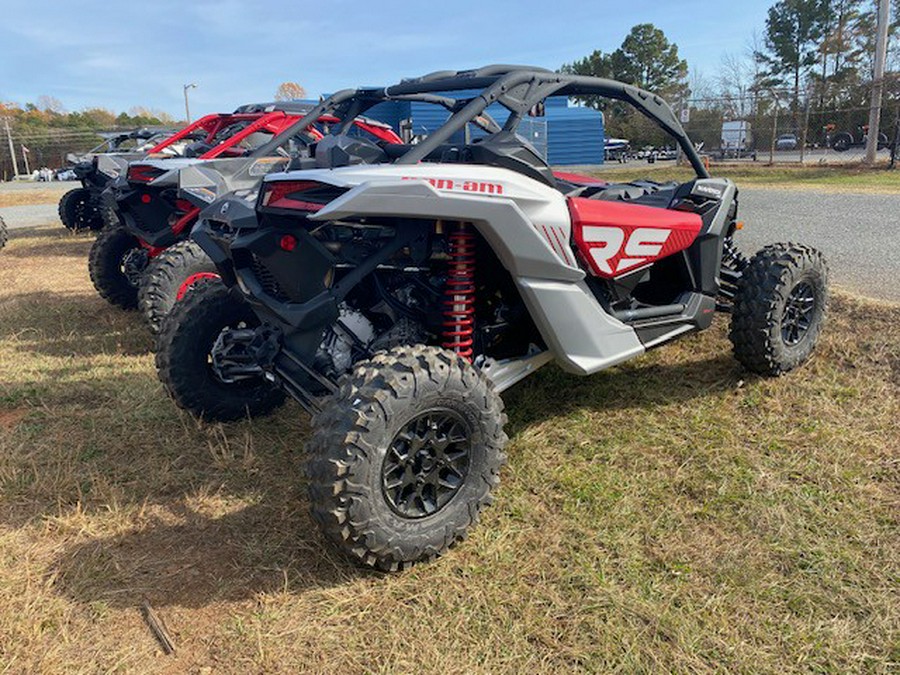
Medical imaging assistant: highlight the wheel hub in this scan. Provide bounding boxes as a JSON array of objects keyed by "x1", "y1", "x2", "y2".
[
  {"x1": 209, "y1": 325, "x2": 267, "y2": 384},
  {"x1": 382, "y1": 410, "x2": 471, "y2": 519},
  {"x1": 781, "y1": 281, "x2": 816, "y2": 346}
]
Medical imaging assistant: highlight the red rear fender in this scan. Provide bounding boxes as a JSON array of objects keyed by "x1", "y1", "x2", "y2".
[{"x1": 568, "y1": 197, "x2": 702, "y2": 278}]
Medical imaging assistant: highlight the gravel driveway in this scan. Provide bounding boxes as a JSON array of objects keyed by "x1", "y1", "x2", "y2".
[
  {"x1": 0, "y1": 203, "x2": 59, "y2": 229},
  {"x1": 737, "y1": 188, "x2": 900, "y2": 302}
]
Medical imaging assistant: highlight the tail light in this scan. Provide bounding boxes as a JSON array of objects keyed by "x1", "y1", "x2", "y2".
[
  {"x1": 128, "y1": 165, "x2": 165, "y2": 183},
  {"x1": 259, "y1": 180, "x2": 347, "y2": 213}
]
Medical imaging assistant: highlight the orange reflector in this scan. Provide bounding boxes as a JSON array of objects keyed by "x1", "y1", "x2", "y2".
[{"x1": 735, "y1": 221, "x2": 744, "y2": 230}]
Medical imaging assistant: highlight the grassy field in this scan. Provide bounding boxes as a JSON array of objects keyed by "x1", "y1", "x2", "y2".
[
  {"x1": 590, "y1": 162, "x2": 900, "y2": 193},
  {"x1": 0, "y1": 184, "x2": 71, "y2": 209},
  {"x1": 0, "y1": 227, "x2": 897, "y2": 673}
]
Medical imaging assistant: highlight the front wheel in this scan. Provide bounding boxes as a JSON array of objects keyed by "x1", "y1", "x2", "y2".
[
  {"x1": 88, "y1": 225, "x2": 147, "y2": 309},
  {"x1": 58, "y1": 188, "x2": 103, "y2": 231},
  {"x1": 306, "y1": 345, "x2": 508, "y2": 571},
  {"x1": 729, "y1": 243, "x2": 828, "y2": 375},
  {"x1": 155, "y1": 278, "x2": 285, "y2": 421}
]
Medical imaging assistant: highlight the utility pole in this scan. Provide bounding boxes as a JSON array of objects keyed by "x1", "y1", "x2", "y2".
[
  {"x1": 183, "y1": 83, "x2": 197, "y2": 123},
  {"x1": 865, "y1": 0, "x2": 890, "y2": 165},
  {"x1": 4, "y1": 118, "x2": 19, "y2": 179},
  {"x1": 21, "y1": 145, "x2": 30, "y2": 176}
]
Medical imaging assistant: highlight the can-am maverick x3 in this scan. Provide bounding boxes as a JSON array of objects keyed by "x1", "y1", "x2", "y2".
[
  {"x1": 88, "y1": 102, "x2": 401, "y2": 317},
  {"x1": 60, "y1": 104, "x2": 303, "y2": 232},
  {"x1": 159, "y1": 65, "x2": 828, "y2": 571}
]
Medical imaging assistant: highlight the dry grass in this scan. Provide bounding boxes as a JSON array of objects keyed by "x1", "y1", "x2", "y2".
[
  {"x1": 0, "y1": 227, "x2": 897, "y2": 673},
  {"x1": 591, "y1": 163, "x2": 900, "y2": 193},
  {"x1": 0, "y1": 186, "x2": 71, "y2": 208}
]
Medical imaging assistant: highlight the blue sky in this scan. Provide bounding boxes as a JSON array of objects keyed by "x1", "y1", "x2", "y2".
[{"x1": 0, "y1": 0, "x2": 773, "y2": 117}]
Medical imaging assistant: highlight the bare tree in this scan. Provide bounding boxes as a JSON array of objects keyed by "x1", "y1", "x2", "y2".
[
  {"x1": 275, "y1": 82, "x2": 306, "y2": 101},
  {"x1": 36, "y1": 95, "x2": 64, "y2": 113}
]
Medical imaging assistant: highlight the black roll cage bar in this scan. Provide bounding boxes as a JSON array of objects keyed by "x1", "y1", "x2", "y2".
[{"x1": 253, "y1": 65, "x2": 709, "y2": 179}]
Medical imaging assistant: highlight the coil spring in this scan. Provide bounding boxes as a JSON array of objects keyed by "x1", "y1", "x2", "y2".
[{"x1": 442, "y1": 223, "x2": 476, "y2": 361}]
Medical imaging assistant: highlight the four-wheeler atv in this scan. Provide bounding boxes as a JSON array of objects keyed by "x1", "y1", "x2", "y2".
[
  {"x1": 156, "y1": 66, "x2": 829, "y2": 572},
  {"x1": 89, "y1": 102, "x2": 403, "y2": 330},
  {"x1": 60, "y1": 103, "x2": 313, "y2": 232}
]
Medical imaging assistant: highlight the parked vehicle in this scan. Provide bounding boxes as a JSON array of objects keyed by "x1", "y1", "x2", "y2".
[
  {"x1": 100, "y1": 89, "x2": 601, "y2": 335},
  {"x1": 712, "y1": 120, "x2": 756, "y2": 159},
  {"x1": 89, "y1": 102, "x2": 402, "y2": 330},
  {"x1": 157, "y1": 66, "x2": 829, "y2": 571},
  {"x1": 829, "y1": 124, "x2": 889, "y2": 152},
  {"x1": 60, "y1": 104, "x2": 313, "y2": 232},
  {"x1": 58, "y1": 129, "x2": 175, "y2": 231},
  {"x1": 604, "y1": 137, "x2": 630, "y2": 162},
  {"x1": 775, "y1": 133, "x2": 798, "y2": 150}
]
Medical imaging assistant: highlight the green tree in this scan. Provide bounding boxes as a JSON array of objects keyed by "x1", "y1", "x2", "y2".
[
  {"x1": 561, "y1": 24, "x2": 688, "y2": 146},
  {"x1": 757, "y1": 0, "x2": 832, "y2": 116},
  {"x1": 611, "y1": 24, "x2": 688, "y2": 93}
]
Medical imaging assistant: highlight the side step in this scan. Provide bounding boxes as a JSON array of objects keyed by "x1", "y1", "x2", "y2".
[{"x1": 613, "y1": 304, "x2": 686, "y2": 323}]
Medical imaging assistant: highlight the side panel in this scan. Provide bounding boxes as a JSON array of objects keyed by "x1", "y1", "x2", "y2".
[
  {"x1": 517, "y1": 278, "x2": 644, "y2": 374},
  {"x1": 569, "y1": 198, "x2": 703, "y2": 278}
]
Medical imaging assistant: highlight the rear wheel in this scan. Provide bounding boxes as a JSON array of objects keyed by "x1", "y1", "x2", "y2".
[
  {"x1": 100, "y1": 202, "x2": 122, "y2": 231},
  {"x1": 138, "y1": 240, "x2": 219, "y2": 334},
  {"x1": 88, "y1": 225, "x2": 146, "y2": 309},
  {"x1": 729, "y1": 243, "x2": 828, "y2": 375},
  {"x1": 155, "y1": 278, "x2": 285, "y2": 421},
  {"x1": 306, "y1": 345, "x2": 507, "y2": 571},
  {"x1": 831, "y1": 132, "x2": 853, "y2": 152},
  {"x1": 58, "y1": 188, "x2": 102, "y2": 231}
]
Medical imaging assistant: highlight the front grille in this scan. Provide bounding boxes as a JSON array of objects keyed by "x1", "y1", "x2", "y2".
[{"x1": 251, "y1": 254, "x2": 290, "y2": 302}]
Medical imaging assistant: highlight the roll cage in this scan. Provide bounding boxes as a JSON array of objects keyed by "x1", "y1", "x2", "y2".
[
  {"x1": 144, "y1": 102, "x2": 316, "y2": 158},
  {"x1": 253, "y1": 65, "x2": 709, "y2": 180}
]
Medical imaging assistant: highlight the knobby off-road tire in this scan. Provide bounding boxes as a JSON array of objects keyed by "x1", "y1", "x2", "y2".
[
  {"x1": 306, "y1": 345, "x2": 508, "y2": 572},
  {"x1": 88, "y1": 225, "x2": 145, "y2": 309},
  {"x1": 58, "y1": 188, "x2": 82, "y2": 230},
  {"x1": 729, "y1": 243, "x2": 828, "y2": 376},
  {"x1": 100, "y1": 201, "x2": 122, "y2": 231},
  {"x1": 139, "y1": 240, "x2": 218, "y2": 334},
  {"x1": 156, "y1": 278, "x2": 285, "y2": 422},
  {"x1": 58, "y1": 187, "x2": 103, "y2": 231},
  {"x1": 0, "y1": 216, "x2": 7, "y2": 250}
]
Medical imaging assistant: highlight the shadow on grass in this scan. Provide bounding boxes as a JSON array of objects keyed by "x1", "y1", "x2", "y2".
[
  {"x1": 50, "y1": 496, "x2": 372, "y2": 609},
  {"x1": 36, "y1": 343, "x2": 748, "y2": 609},
  {"x1": 0, "y1": 290, "x2": 151, "y2": 358},
  {"x1": 503, "y1": 348, "x2": 746, "y2": 435}
]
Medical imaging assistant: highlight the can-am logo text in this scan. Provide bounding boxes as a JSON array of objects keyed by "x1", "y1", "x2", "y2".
[{"x1": 402, "y1": 177, "x2": 503, "y2": 195}]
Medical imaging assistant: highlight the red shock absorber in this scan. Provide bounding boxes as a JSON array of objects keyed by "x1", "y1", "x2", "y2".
[{"x1": 442, "y1": 223, "x2": 476, "y2": 361}]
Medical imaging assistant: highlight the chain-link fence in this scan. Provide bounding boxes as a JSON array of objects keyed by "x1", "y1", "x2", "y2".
[
  {"x1": 0, "y1": 125, "x2": 107, "y2": 180},
  {"x1": 678, "y1": 90, "x2": 900, "y2": 167}
]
